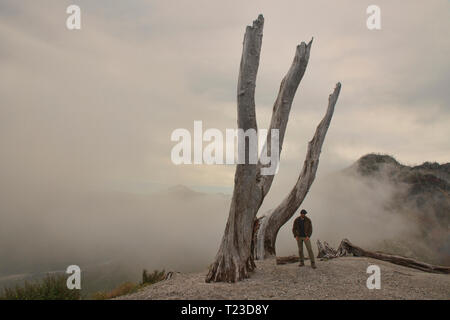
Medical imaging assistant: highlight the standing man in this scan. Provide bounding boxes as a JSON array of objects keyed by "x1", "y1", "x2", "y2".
[{"x1": 292, "y1": 209, "x2": 316, "y2": 269}]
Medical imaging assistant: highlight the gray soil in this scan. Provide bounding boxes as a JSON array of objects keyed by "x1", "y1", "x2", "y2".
[{"x1": 117, "y1": 256, "x2": 450, "y2": 300}]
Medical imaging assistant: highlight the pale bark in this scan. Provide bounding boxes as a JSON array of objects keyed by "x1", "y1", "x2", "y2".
[
  {"x1": 205, "y1": 15, "x2": 264, "y2": 283},
  {"x1": 317, "y1": 239, "x2": 348, "y2": 259},
  {"x1": 255, "y1": 39, "x2": 313, "y2": 198},
  {"x1": 255, "y1": 83, "x2": 341, "y2": 259}
]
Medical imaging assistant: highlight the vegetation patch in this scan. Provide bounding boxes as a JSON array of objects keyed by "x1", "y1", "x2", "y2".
[
  {"x1": 0, "y1": 274, "x2": 81, "y2": 300},
  {"x1": 91, "y1": 269, "x2": 166, "y2": 300}
]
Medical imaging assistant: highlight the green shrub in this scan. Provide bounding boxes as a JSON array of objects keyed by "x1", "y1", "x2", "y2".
[
  {"x1": 0, "y1": 274, "x2": 81, "y2": 300},
  {"x1": 141, "y1": 269, "x2": 166, "y2": 285}
]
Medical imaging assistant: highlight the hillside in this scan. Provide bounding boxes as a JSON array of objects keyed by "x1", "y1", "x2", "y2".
[
  {"x1": 343, "y1": 154, "x2": 450, "y2": 264},
  {"x1": 117, "y1": 257, "x2": 450, "y2": 300}
]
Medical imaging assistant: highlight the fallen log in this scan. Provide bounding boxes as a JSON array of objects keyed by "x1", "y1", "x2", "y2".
[
  {"x1": 340, "y1": 239, "x2": 450, "y2": 274},
  {"x1": 276, "y1": 255, "x2": 309, "y2": 265},
  {"x1": 316, "y1": 238, "x2": 450, "y2": 274}
]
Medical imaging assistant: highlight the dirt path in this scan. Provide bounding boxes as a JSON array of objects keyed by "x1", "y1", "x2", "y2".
[{"x1": 118, "y1": 257, "x2": 450, "y2": 300}]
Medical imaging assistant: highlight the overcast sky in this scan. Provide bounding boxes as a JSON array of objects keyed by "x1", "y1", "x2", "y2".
[{"x1": 1, "y1": 0, "x2": 449, "y2": 197}]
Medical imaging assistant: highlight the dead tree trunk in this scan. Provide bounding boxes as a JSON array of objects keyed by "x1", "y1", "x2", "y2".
[
  {"x1": 206, "y1": 14, "x2": 339, "y2": 283},
  {"x1": 340, "y1": 239, "x2": 450, "y2": 274},
  {"x1": 254, "y1": 84, "x2": 341, "y2": 259},
  {"x1": 205, "y1": 15, "x2": 264, "y2": 283}
]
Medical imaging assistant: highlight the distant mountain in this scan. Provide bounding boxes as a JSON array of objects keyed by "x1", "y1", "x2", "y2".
[
  {"x1": 347, "y1": 154, "x2": 449, "y2": 218},
  {"x1": 344, "y1": 153, "x2": 450, "y2": 264},
  {"x1": 348, "y1": 153, "x2": 450, "y2": 184}
]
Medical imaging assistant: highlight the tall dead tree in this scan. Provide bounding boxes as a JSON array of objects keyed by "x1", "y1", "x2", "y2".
[{"x1": 206, "y1": 14, "x2": 341, "y2": 283}]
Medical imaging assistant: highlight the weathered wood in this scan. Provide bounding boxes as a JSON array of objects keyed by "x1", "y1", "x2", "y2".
[
  {"x1": 317, "y1": 240, "x2": 336, "y2": 259},
  {"x1": 316, "y1": 239, "x2": 450, "y2": 274},
  {"x1": 317, "y1": 239, "x2": 350, "y2": 259},
  {"x1": 206, "y1": 14, "x2": 340, "y2": 283},
  {"x1": 341, "y1": 239, "x2": 450, "y2": 274},
  {"x1": 251, "y1": 216, "x2": 265, "y2": 261},
  {"x1": 206, "y1": 14, "x2": 316, "y2": 283},
  {"x1": 276, "y1": 255, "x2": 310, "y2": 265},
  {"x1": 251, "y1": 39, "x2": 314, "y2": 260},
  {"x1": 276, "y1": 255, "x2": 300, "y2": 265},
  {"x1": 205, "y1": 15, "x2": 264, "y2": 283},
  {"x1": 255, "y1": 39, "x2": 313, "y2": 196},
  {"x1": 255, "y1": 83, "x2": 341, "y2": 259}
]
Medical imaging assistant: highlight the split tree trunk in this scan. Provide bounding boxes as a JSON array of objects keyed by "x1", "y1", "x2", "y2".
[
  {"x1": 206, "y1": 14, "x2": 339, "y2": 283},
  {"x1": 255, "y1": 83, "x2": 341, "y2": 259}
]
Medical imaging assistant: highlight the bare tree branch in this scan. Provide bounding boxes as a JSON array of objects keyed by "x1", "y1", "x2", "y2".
[
  {"x1": 256, "y1": 39, "x2": 313, "y2": 199},
  {"x1": 255, "y1": 83, "x2": 341, "y2": 259}
]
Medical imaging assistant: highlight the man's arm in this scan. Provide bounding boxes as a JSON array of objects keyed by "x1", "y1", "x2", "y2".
[
  {"x1": 292, "y1": 218, "x2": 299, "y2": 238},
  {"x1": 306, "y1": 218, "x2": 313, "y2": 240}
]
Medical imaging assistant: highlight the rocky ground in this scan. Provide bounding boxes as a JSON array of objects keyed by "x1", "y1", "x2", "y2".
[{"x1": 117, "y1": 256, "x2": 450, "y2": 300}]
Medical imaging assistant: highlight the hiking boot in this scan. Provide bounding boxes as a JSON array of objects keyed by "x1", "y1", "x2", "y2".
[
  {"x1": 311, "y1": 263, "x2": 317, "y2": 269},
  {"x1": 298, "y1": 261, "x2": 305, "y2": 267}
]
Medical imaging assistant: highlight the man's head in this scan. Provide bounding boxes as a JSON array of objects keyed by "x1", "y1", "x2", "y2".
[{"x1": 300, "y1": 209, "x2": 307, "y2": 218}]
